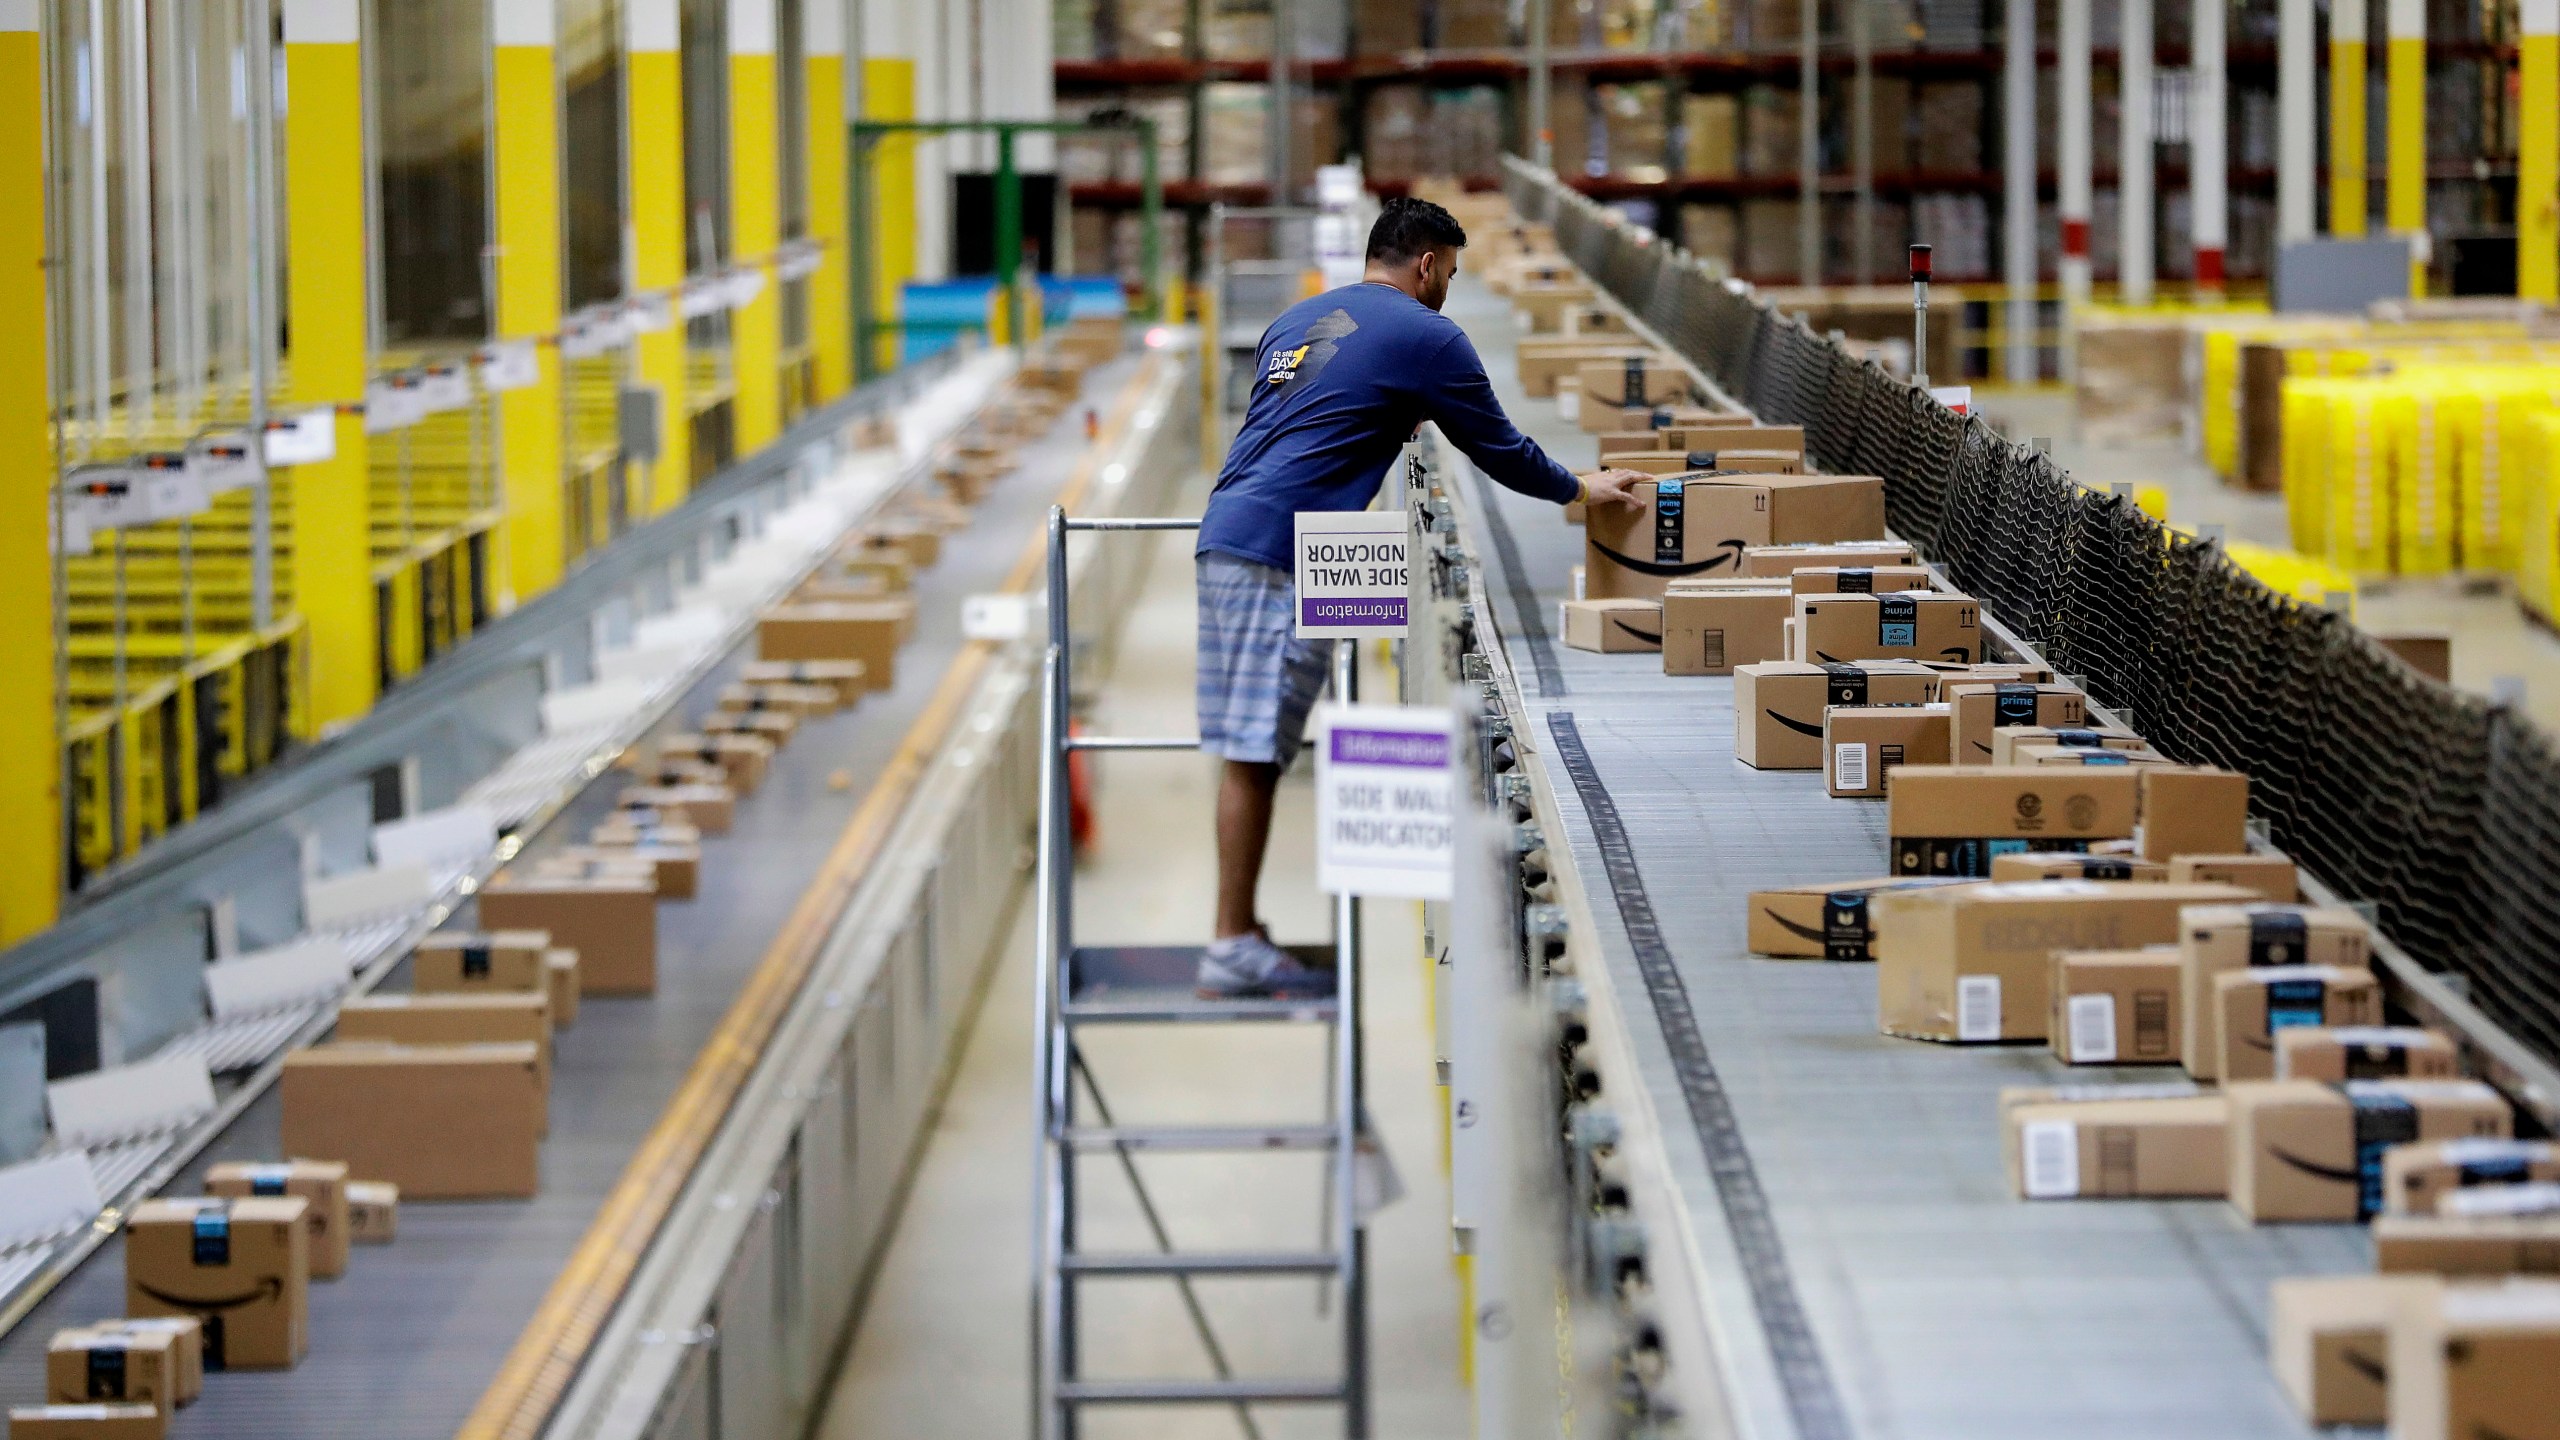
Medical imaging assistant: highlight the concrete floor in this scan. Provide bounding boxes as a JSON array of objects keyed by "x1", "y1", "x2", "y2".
[
  {"x1": 1980, "y1": 389, "x2": 2560, "y2": 730},
  {"x1": 812, "y1": 480, "x2": 1468, "y2": 1440}
]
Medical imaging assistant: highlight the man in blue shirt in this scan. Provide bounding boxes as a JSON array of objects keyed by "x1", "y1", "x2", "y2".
[{"x1": 1193, "y1": 195, "x2": 1644, "y2": 997}]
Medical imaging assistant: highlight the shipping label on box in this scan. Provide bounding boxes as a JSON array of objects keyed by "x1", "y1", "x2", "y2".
[
  {"x1": 2007, "y1": 1093, "x2": 2229, "y2": 1199},
  {"x1": 1824, "y1": 703, "x2": 1950, "y2": 797},
  {"x1": 2050, "y1": 947, "x2": 2183, "y2": 1064}
]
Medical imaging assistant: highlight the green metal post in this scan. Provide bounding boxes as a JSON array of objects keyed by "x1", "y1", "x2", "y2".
[
  {"x1": 996, "y1": 128, "x2": 1023, "y2": 347},
  {"x1": 852, "y1": 131, "x2": 876, "y2": 383},
  {"x1": 1138, "y1": 120, "x2": 1163, "y2": 320}
]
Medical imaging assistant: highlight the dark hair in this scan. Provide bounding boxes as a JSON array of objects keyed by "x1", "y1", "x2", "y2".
[{"x1": 1365, "y1": 196, "x2": 1468, "y2": 265}]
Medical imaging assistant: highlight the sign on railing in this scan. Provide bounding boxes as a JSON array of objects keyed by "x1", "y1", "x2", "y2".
[{"x1": 1313, "y1": 704, "x2": 1455, "y2": 899}]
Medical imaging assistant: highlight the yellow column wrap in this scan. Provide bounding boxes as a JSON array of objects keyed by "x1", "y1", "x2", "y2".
[
  {"x1": 0, "y1": 12, "x2": 59, "y2": 940},
  {"x1": 495, "y1": 24, "x2": 566, "y2": 601},
  {"x1": 807, "y1": 50, "x2": 852, "y2": 401},
  {"x1": 729, "y1": 1, "x2": 782, "y2": 452},
  {"x1": 2327, "y1": 1, "x2": 2367, "y2": 237},
  {"x1": 861, "y1": 57, "x2": 916, "y2": 375},
  {"x1": 2524, "y1": 0, "x2": 2559, "y2": 302},
  {"x1": 629, "y1": 5, "x2": 691, "y2": 512},
  {"x1": 282, "y1": 4, "x2": 377, "y2": 729},
  {"x1": 2386, "y1": 0, "x2": 2426, "y2": 294}
]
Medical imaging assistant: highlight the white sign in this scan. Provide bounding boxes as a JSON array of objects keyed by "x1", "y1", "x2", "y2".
[
  {"x1": 192, "y1": 433, "x2": 262, "y2": 493},
  {"x1": 417, "y1": 364, "x2": 473, "y2": 414},
  {"x1": 1293, "y1": 510, "x2": 1409, "y2": 639},
  {"x1": 625, "y1": 293, "x2": 675, "y2": 334},
  {"x1": 1931, "y1": 384, "x2": 1973, "y2": 416},
  {"x1": 476, "y1": 339, "x2": 542, "y2": 391},
  {"x1": 264, "y1": 408, "x2": 339, "y2": 466},
  {"x1": 1314, "y1": 702, "x2": 1456, "y2": 900},
  {"x1": 678, "y1": 283, "x2": 726, "y2": 320},
  {"x1": 365, "y1": 375, "x2": 428, "y2": 433},
  {"x1": 721, "y1": 267, "x2": 767, "y2": 308},
  {"x1": 1315, "y1": 164, "x2": 1362, "y2": 211},
  {"x1": 960, "y1": 592, "x2": 1032, "y2": 641}
]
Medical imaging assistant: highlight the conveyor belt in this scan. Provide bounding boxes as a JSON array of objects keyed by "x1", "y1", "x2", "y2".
[
  {"x1": 0, "y1": 354, "x2": 1139, "y2": 1438},
  {"x1": 1444, "y1": 279, "x2": 2367, "y2": 1440}
]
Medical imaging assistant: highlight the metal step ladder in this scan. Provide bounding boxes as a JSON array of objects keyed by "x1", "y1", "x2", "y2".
[{"x1": 1031, "y1": 508, "x2": 1370, "y2": 1439}]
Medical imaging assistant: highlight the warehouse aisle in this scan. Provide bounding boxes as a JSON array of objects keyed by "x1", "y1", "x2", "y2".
[{"x1": 811, "y1": 479, "x2": 1469, "y2": 1439}]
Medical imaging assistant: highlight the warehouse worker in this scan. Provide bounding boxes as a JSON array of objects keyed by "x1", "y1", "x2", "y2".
[{"x1": 1194, "y1": 195, "x2": 1645, "y2": 998}]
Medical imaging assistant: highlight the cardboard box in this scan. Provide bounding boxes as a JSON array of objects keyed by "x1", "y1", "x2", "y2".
[
  {"x1": 2139, "y1": 766, "x2": 2251, "y2": 861},
  {"x1": 478, "y1": 875, "x2": 657, "y2": 996},
  {"x1": 1560, "y1": 598, "x2": 1663, "y2": 653},
  {"x1": 1733, "y1": 660, "x2": 1941, "y2": 769},
  {"x1": 1660, "y1": 586, "x2": 1793, "y2": 676},
  {"x1": 2387, "y1": 1277, "x2": 2560, "y2": 1440},
  {"x1": 280, "y1": 1043, "x2": 545, "y2": 1200},
  {"x1": 616, "y1": 782, "x2": 733, "y2": 836},
  {"x1": 2280, "y1": 1025, "x2": 2462, "y2": 1084},
  {"x1": 1512, "y1": 280, "x2": 1599, "y2": 332},
  {"x1": 2376, "y1": 1214, "x2": 2560, "y2": 1274},
  {"x1": 1787, "y1": 565, "x2": 1933, "y2": 595},
  {"x1": 204, "y1": 1160, "x2": 350, "y2": 1281},
  {"x1": 2214, "y1": 965, "x2": 2384, "y2": 1082},
  {"x1": 412, "y1": 929, "x2": 550, "y2": 995},
  {"x1": 737, "y1": 658, "x2": 867, "y2": 704},
  {"x1": 1986, "y1": 725, "x2": 2148, "y2": 765},
  {"x1": 2269, "y1": 1274, "x2": 2436, "y2": 1425},
  {"x1": 2050, "y1": 947, "x2": 2184, "y2": 1064},
  {"x1": 1761, "y1": 475, "x2": 1887, "y2": 544},
  {"x1": 345, "y1": 1180, "x2": 399, "y2": 1244},
  {"x1": 2227, "y1": 1079, "x2": 2511, "y2": 1222},
  {"x1": 337, "y1": 993, "x2": 553, "y2": 1093},
  {"x1": 1944, "y1": 682, "x2": 2086, "y2": 764},
  {"x1": 2168, "y1": 853, "x2": 2300, "y2": 902},
  {"x1": 545, "y1": 947, "x2": 580, "y2": 1028},
  {"x1": 1793, "y1": 592, "x2": 1981, "y2": 666},
  {"x1": 1580, "y1": 400, "x2": 1697, "y2": 436},
  {"x1": 1516, "y1": 342, "x2": 1649, "y2": 397},
  {"x1": 6, "y1": 1406, "x2": 166, "y2": 1440},
  {"x1": 756, "y1": 600, "x2": 912, "y2": 687},
  {"x1": 547, "y1": 841, "x2": 699, "y2": 901},
  {"x1": 1582, "y1": 478, "x2": 1767, "y2": 599},
  {"x1": 1740, "y1": 540, "x2": 1916, "y2": 577},
  {"x1": 2007, "y1": 1092, "x2": 2229, "y2": 1198},
  {"x1": 1597, "y1": 422, "x2": 1796, "y2": 459},
  {"x1": 590, "y1": 815, "x2": 701, "y2": 850},
  {"x1": 1745, "y1": 876, "x2": 1973, "y2": 961},
  {"x1": 125, "y1": 1196, "x2": 309, "y2": 1370},
  {"x1": 2386, "y1": 1139, "x2": 2560, "y2": 1217},
  {"x1": 80, "y1": 1323, "x2": 196, "y2": 1406},
  {"x1": 715, "y1": 681, "x2": 840, "y2": 720},
  {"x1": 1824, "y1": 703, "x2": 1950, "y2": 798},
  {"x1": 1884, "y1": 766, "x2": 2144, "y2": 877},
  {"x1": 1575, "y1": 356, "x2": 1698, "y2": 407},
  {"x1": 46, "y1": 1327, "x2": 181, "y2": 1411},
  {"x1": 1871, "y1": 880, "x2": 2255, "y2": 1042},
  {"x1": 1991, "y1": 852, "x2": 2166, "y2": 881},
  {"x1": 699, "y1": 710, "x2": 797, "y2": 746},
  {"x1": 649, "y1": 734, "x2": 774, "y2": 793},
  {"x1": 2178, "y1": 904, "x2": 2375, "y2": 1080}
]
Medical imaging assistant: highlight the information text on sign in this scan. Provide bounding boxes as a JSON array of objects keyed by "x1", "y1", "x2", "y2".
[
  {"x1": 1294, "y1": 510, "x2": 1410, "y2": 639},
  {"x1": 1315, "y1": 704, "x2": 1456, "y2": 899}
]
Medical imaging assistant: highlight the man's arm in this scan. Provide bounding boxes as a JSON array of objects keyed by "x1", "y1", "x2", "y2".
[{"x1": 1420, "y1": 328, "x2": 1647, "y2": 512}]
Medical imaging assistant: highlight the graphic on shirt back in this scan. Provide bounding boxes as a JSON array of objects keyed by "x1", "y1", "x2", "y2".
[{"x1": 1265, "y1": 309, "x2": 1358, "y2": 389}]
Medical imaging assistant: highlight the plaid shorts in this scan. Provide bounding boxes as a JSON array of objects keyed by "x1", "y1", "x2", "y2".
[{"x1": 1196, "y1": 552, "x2": 1335, "y2": 769}]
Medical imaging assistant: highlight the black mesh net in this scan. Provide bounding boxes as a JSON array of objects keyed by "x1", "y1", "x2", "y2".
[{"x1": 1502, "y1": 160, "x2": 2559, "y2": 1076}]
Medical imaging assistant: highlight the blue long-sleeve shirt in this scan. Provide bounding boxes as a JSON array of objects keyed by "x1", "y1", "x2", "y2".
[{"x1": 1197, "y1": 283, "x2": 1581, "y2": 570}]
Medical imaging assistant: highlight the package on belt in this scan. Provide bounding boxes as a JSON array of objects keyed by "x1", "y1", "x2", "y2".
[
  {"x1": 2386, "y1": 1277, "x2": 2560, "y2": 1440},
  {"x1": 756, "y1": 600, "x2": 912, "y2": 688},
  {"x1": 2278, "y1": 1024, "x2": 2460, "y2": 1084},
  {"x1": 700, "y1": 709, "x2": 797, "y2": 745},
  {"x1": 545, "y1": 947, "x2": 581, "y2": 1027},
  {"x1": 1583, "y1": 478, "x2": 1767, "y2": 600},
  {"x1": 124, "y1": 1196, "x2": 310, "y2": 1370},
  {"x1": 203, "y1": 1159, "x2": 351, "y2": 1281},
  {"x1": 2212, "y1": 965, "x2": 2384, "y2": 1082},
  {"x1": 2049, "y1": 946, "x2": 2183, "y2": 1064},
  {"x1": 1613, "y1": 449, "x2": 1802, "y2": 476},
  {"x1": 1598, "y1": 422, "x2": 1801, "y2": 458},
  {"x1": 1884, "y1": 766, "x2": 2143, "y2": 877},
  {"x1": 2226, "y1": 1078, "x2": 2510, "y2": 1222},
  {"x1": 337, "y1": 991, "x2": 554, "y2": 1090},
  {"x1": 648, "y1": 733, "x2": 775, "y2": 792},
  {"x1": 737, "y1": 658, "x2": 868, "y2": 705},
  {"x1": 280, "y1": 1042, "x2": 546, "y2": 1200},
  {"x1": 543, "y1": 840, "x2": 699, "y2": 901},
  {"x1": 412, "y1": 928, "x2": 551, "y2": 994},
  {"x1": 1739, "y1": 539, "x2": 1916, "y2": 577},
  {"x1": 1577, "y1": 355, "x2": 1701, "y2": 407},
  {"x1": 2138, "y1": 765, "x2": 2252, "y2": 861},
  {"x1": 2385, "y1": 1138, "x2": 2560, "y2": 1217},
  {"x1": 1787, "y1": 564, "x2": 1933, "y2": 595},
  {"x1": 1870, "y1": 879, "x2": 2254, "y2": 1042},
  {"x1": 1986, "y1": 724, "x2": 2147, "y2": 766},
  {"x1": 2007, "y1": 1090, "x2": 2230, "y2": 1199},
  {"x1": 2167, "y1": 853, "x2": 2300, "y2": 902},
  {"x1": 1744, "y1": 876, "x2": 1973, "y2": 961},
  {"x1": 2269, "y1": 1273, "x2": 2436, "y2": 1425},
  {"x1": 1790, "y1": 591, "x2": 1981, "y2": 666},
  {"x1": 714, "y1": 680, "x2": 840, "y2": 720},
  {"x1": 478, "y1": 872, "x2": 658, "y2": 996},
  {"x1": 2177, "y1": 903, "x2": 2375, "y2": 1080},
  {"x1": 615, "y1": 781, "x2": 734, "y2": 836},
  {"x1": 45, "y1": 1324, "x2": 184, "y2": 1412},
  {"x1": 1659, "y1": 585, "x2": 1793, "y2": 676},
  {"x1": 2374, "y1": 1210, "x2": 2560, "y2": 1276},
  {"x1": 1990, "y1": 852, "x2": 2166, "y2": 882},
  {"x1": 1734, "y1": 659, "x2": 1941, "y2": 769},
  {"x1": 1944, "y1": 681, "x2": 2087, "y2": 763},
  {"x1": 1515, "y1": 342, "x2": 1648, "y2": 398},
  {"x1": 345, "y1": 1180, "x2": 400, "y2": 1244},
  {"x1": 1823, "y1": 703, "x2": 1949, "y2": 798},
  {"x1": 1560, "y1": 598, "x2": 1663, "y2": 653},
  {"x1": 73, "y1": 1322, "x2": 197, "y2": 1406}
]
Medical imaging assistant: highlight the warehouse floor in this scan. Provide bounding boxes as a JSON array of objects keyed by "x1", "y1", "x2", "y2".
[
  {"x1": 1983, "y1": 389, "x2": 2560, "y2": 731},
  {"x1": 812, "y1": 477, "x2": 1469, "y2": 1439}
]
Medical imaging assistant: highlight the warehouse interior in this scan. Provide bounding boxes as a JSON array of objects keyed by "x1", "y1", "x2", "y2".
[{"x1": 5, "y1": 0, "x2": 2560, "y2": 1437}]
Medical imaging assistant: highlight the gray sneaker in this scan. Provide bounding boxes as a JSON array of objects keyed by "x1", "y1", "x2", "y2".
[{"x1": 1196, "y1": 933, "x2": 1338, "y2": 999}]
